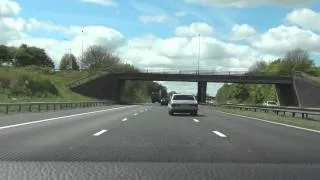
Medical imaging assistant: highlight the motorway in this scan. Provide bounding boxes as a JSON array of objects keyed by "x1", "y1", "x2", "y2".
[{"x1": 0, "y1": 104, "x2": 319, "y2": 163}]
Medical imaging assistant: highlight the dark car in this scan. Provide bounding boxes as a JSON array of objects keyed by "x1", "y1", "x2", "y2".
[{"x1": 160, "y1": 97, "x2": 169, "y2": 105}]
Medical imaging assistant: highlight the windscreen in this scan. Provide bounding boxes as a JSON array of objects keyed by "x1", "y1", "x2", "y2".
[
  {"x1": 173, "y1": 95, "x2": 195, "y2": 100},
  {"x1": 1, "y1": 1, "x2": 320, "y2": 176}
]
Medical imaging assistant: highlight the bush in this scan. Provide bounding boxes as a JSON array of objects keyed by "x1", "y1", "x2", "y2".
[
  {"x1": 22, "y1": 65, "x2": 54, "y2": 75},
  {"x1": 0, "y1": 76, "x2": 10, "y2": 91},
  {"x1": 10, "y1": 74, "x2": 59, "y2": 97},
  {"x1": 27, "y1": 79, "x2": 59, "y2": 96}
]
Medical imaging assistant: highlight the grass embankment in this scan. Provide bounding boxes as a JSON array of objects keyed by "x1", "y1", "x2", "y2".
[
  {"x1": 215, "y1": 107, "x2": 320, "y2": 131},
  {"x1": 0, "y1": 66, "x2": 94, "y2": 102}
]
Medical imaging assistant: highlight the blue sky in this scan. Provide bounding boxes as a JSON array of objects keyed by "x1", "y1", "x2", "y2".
[
  {"x1": 18, "y1": 0, "x2": 320, "y2": 37},
  {"x1": 2, "y1": 0, "x2": 320, "y2": 94}
]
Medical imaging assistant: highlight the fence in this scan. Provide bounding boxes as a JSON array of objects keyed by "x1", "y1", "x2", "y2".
[
  {"x1": 0, "y1": 101, "x2": 112, "y2": 114},
  {"x1": 218, "y1": 104, "x2": 320, "y2": 119}
]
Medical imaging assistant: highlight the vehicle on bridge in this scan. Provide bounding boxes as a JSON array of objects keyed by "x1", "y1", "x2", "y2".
[
  {"x1": 168, "y1": 94, "x2": 198, "y2": 116},
  {"x1": 263, "y1": 101, "x2": 279, "y2": 107}
]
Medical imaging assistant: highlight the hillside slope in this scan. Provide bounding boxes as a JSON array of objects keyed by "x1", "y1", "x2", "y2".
[{"x1": 0, "y1": 66, "x2": 94, "y2": 102}]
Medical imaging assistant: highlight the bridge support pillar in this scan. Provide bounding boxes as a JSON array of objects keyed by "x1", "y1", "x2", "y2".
[
  {"x1": 197, "y1": 81, "x2": 207, "y2": 104},
  {"x1": 275, "y1": 84, "x2": 299, "y2": 107},
  {"x1": 115, "y1": 79, "x2": 125, "y2": 104}
]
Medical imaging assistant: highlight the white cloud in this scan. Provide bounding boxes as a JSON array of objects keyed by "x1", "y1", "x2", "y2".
[
  {"x1": 26, "y1": 19, "x2": 71, "y2": 33},
  {"x1": 138, "y1": 15, "x2": 168, "y2": 23},
  {"x1": 0, "y1": 17, "x2": 28, "y2": 43},
  {"x1": 116, "y1": 33, "x2": 275, "y2": 73},
  {"x1": 175, "y1": 11, "x2": 187, "y2": 17},
  {"x1": 230, "y1": 24, "x2": 256, "y2": 40},
  {"x1": 0, "y1": 0, "x2": 21, "y2": 17},
  {"x1": 184, "y1": 0, "x2": 316, "y2": 7},
  {"x1": 252, "y1": 25, "x2": 320, "y2": 55},
  {"x1": 0, "y1": 0, "x2": 25, "y2": 43},
  {"x1": 286, "y1": 8, "x2": 320, "y2": 32},
  {"x1": 80, "y1": 0, "x2": 115, "y2": 6},
  {"x1": 8, "y1": 25, "x2": 125, "y2": 67},
  {"x1": 4, "y1": 1, "x2": 315, "y2": 95},
  {"x1": 175, "y1": 23, "x2": 214, "y2": 36}
]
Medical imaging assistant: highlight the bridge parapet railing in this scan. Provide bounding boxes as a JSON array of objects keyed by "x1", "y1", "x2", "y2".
[
  {"x1": 68, "y1": 68, "x2": 295, "y2": 87},
  {"x1": 294, "y1": 71, "x2": 320, "y2": 84},
  {"x1": 217, "y1": 104, "x2": 320, "y2": 119},
  {"x1": 0, "y1": 101, "x2": 112, "y2": 114}
]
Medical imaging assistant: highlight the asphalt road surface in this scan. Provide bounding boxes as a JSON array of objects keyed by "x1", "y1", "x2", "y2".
[{"x1": 0, "y1": 104, "x2": 319, "y2": 163}]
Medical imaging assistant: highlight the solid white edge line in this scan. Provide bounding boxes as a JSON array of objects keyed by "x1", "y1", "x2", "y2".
[
  {"x1": 122, "y1": 118, "x2": 128, "y2": 122},
  {"x1": 93, "y1": 129, "x2": 107, "y2": 136},
  {"x1": 214, "y1": 110, "x2": 320, "y2": 134},
  {"x1": 0, "y1": 106, "x2": 136, "y2": 131},
  {"x1": 193, "y1": 119, "x2": 199, "y2": 123},
  {"x1": 212, "y1": 131, "x2": 227, "y2": 138}
]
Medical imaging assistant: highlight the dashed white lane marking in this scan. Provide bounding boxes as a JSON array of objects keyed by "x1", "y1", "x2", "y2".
[
  {"x1": 193, "y1": 119, "x2": 200, "y2": 123},
  {"x1": 212, "y1": 131, "x2": 227, "y2": 138},
  {"x1": 134, "y1": 113, "x2": 138, "y2": 116},
  {"x1": 93, "y1": 129, "x2": 108, "y2": 136},
  {"x1": 122, "y1": 118, "x2": 128, "y2": 122},
  {"x1": 140, "y1": 110, "x2": 144, "y2": 113},
  {"x1": 0, "y1": 106, "x2": 136, "y2": 131},
  {"x1": 145, "y1": 109, "x2": 148, "y2": 111}
]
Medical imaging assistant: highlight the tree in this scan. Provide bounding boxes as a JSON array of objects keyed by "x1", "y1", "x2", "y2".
[
  {"x1": 59, "y1": 53, "x2": 79, "y2": 70},
  {"x1": 13, "y1": 44, "x2": 54, "y2": 68},
  {"x1": 279, "y1": 48, "x2": 314, "y2": 75},
  {"x1": 0, "y1": 45, "x2": 12, "y2": 65},
  {"x1": 80, "y1": 45, "x2": 120, "y2": 71},
  {"x1": 248, "y1": 61, "x2": 267, "y2": 74}
]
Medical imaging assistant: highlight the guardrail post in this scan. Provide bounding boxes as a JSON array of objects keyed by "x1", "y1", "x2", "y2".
[
  {"x1": 292, "y1": 112, "x2": 296, "y2": 118},
  {"x1": 302, "y1": 113, "x2": 305, "y2": 118},
  {"x1": 53, "y1": 104, "x2": 56, "y2": 111},
  {"x1": 38, "y1": 104, "x2": 41, "y2": 112},
  {"x1": 5, "y1": 105, "x2": 9, "y2": 114},
  {"x1": 18, "y1": 104, "x2": 21, "y2": 112},
  {"x1": 46, "y1": 104, "x2": 49, "y2": 111},
  {"x1": 29, "y1": 104, "x2": 32, "y2": 112},
  {"x1": 306, "y1": 114, "x2": 309, "y2": 119}
]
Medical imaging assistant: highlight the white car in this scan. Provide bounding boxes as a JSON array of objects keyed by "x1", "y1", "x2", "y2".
[
  {"x1": 263, "y1": 101, "x2": 279, "y2": 107},
  {"x1": 168, "y1": 94, "x2": 198, "y2": 116}
]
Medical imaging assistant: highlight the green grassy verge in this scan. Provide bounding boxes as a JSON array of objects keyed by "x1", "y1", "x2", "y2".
[
  {"x1": 0, "y1": 66, "x2": 94, "y2": 102},
  {"x1": 215, "y1": 107, "x2": 320, "y2": 131}
]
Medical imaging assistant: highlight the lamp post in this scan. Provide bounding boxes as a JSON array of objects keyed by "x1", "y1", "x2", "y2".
[{"x1": 197, "y1": 34, "x2": 200, "y2": 74}]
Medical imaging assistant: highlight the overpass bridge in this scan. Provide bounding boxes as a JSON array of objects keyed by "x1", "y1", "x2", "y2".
[{"x1": 70, "y1": 70, "x2": 320, "y2": 108}]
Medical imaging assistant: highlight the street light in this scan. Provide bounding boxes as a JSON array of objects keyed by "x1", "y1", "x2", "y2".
[
  {"x1": 197, "y1": 34, "x2": 200, "y2": 75},
  {"x1": 81, "y1": 26, "x2": 85, "y2": 60}
]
